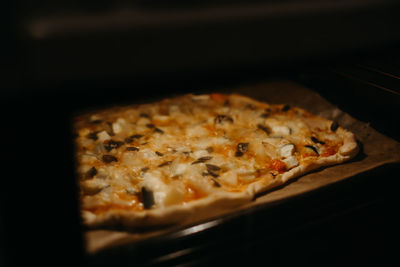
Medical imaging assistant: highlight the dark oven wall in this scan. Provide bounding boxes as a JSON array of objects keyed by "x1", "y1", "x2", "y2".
[{"x1": 7, "y1": 0, "x2": 400, "y2": 90}]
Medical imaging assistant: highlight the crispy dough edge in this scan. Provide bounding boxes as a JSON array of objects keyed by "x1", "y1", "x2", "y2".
[
  {"x1": 82, "y1": 191, "x2": 251, "y2": 228},
  {"x1": 80, "y1": 93, "x2": 359, "y2": 229}
]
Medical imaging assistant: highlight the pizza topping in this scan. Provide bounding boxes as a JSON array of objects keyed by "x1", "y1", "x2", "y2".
[
  {"x1": 126, "y1": 146, "x2": 139, "y2": 151},
  {"x1": 205, "y1": 164, "x2": 221, "y2": 177},
  {"x1": 140, "y1": 113, "x2": 150, "y2": 118},
  {"x1": 97, "y1": 131, "x2": 111, "y2": 142},
  {"x1": 126, "y1": 188, "x2": 139, "y2": 195},
  {"x1": 206, "y1": 164, "x2": 221, "y2": 172},
  {"x1": 170, "y1": 162, "x2": 188, "y2": 177},
  {"x1": 112, "y1": 119, "x2": 126, "y2": 134},
  {"x1": 155, "y1": 151, "x2": 164, "y2": 156},
  {"x1": 140, "y1": 148, "x2": 158, "y2": 160},
  {"x1": 125, "y1": 134, "x2": 143, "y2": 143},
  {"x1": 211, "y1": 178, "x2": 221, "y2": 187},
  {"x1": 192, "y1": 156, "x2": 213, "y2": 164},
  {"x1": 219, "y1": 171, "x2": 238, "y2": 186},
  {"x1": 104, "y1": 140, "x2": 124, "y2": 152},
  {"x1": 87, "y1": 131, "x2": 99, "y2": 141},
  {"x1": 158, "y1": 161, "x2": 172, "y2": 167},
  {"x1": 260, "y1": 108, "x2": 271, "y2": 118},
  {"x1": 330, "y1": 121, "x2": 339, "y2": 132},
  {"x1": 85, "y1": 167, "x2": 98, "y2": 179},
  {"x1": 237, "y1": 143, "x2": 249, "y2": 153},
  {"x1": 102, "y1": 155, "x2": 118, "y2": 163},
  {"x1": 90, "y1": 119, "x2": 103, "y2": 124},
  {"x1": 155, "y1": 127, "x2": 165, "y2": 134},
  {"x1": 206, "y1": 164, "x2": 221, "y2": 175},
  {"x1": 311, "y1": 136, "x2": 325, "y2": 145},
  {"x1": 321, "y1": 147, "x2": 337, "y2": 157},
  {"x1": 133, "y1": 134, "x2": 144, "y2": 140},
  {"x1": 140, "y1": 171, "x2": 189, "y2": 207},
  {"x1": 235, "y1": 142, "x2": 249, "y2": 157},
  {"x1": 204, "y1": 171, "x2": 219, "y2": 178},
  {"x1": 282, "y1": 156, "x2": 299, "y2": 169},
  {"x1": 210, "y1": 93, "x2": 228, "y2": 102},
  {"x1": 105, "y1": 122, "x2": 115, "y2": 136},
  {"x1": 141, "y1": 187, "x2": 155, "y2": 209},
  {"x1": 92, "y1": 142, "x2": 106, "y2": 154},
  {"x1": 281, "y1": 104, "x2": 291, "y2": 112},
  {"x1": 153, "y1": 115, "x2": 170, "y2": 122},
  {"x1": 280, "y1": 143, "x2": 295, "y2": 157},
  {"x1": 270, "y1": 159, "x2": 287, "y2": 173},
  {"x1": 257, "y1": 124, "x2": 271, "y2": 135},
  {"x1": 237, "y1": 167, "x2": 257, "y2": 181},
  {"x1": 304, "y1": 145, "x2": 319, "y2": 156},
  {"x1": 163, "y1": 181, "x2": 186, "y2": 205},
  {"x1": 214, "y1": 115, "x2": 234, "y2": 124},
  {"x1": 206, "y1": 146, "x2": 214, "y2": 153},
  {"x1": 124, "y1": 137, "x2": 134, "y2": 143},
  {"x1": 271, "y1": 125, "x2": 292, "y2": 136},
  {"x1": 234, "y1": 151, "x2": 243, "y2": 157},
  {"x1": 82, "y1": 180, "x2": 110, "y2": 195}
]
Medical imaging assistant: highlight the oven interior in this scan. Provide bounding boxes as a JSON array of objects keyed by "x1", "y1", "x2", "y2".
[{"x1": 2, "y1": 0, "x2": 400, "y2": 266}]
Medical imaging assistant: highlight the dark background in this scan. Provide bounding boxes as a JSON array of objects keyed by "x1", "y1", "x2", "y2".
[{"x1": 2, "y1": 0, "x2": 400, "y2": 266}]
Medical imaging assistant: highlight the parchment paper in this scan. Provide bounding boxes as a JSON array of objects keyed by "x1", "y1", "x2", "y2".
[{"x1": 85, "y1": 81, "x2": 400, "y2": 254}]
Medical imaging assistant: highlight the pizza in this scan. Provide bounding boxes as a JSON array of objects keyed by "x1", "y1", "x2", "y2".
[{"x1": 74, "y1": 93, "x2": 358, "y2": 228}]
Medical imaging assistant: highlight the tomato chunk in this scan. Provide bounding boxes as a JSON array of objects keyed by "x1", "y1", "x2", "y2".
[
  {"x1": 210, "y1": 93, "x2": 228, "y2": 102},
  {"x1": 322, "y1": 147, "x2": 336, "y2": 157},
  {"x1": 270, "y1": 159, "x2": 287, "y2": 173}
]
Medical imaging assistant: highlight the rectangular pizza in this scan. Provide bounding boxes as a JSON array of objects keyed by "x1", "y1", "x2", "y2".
[{"x1": 74, "y1": 93, "x2": 358, "y2": 229}]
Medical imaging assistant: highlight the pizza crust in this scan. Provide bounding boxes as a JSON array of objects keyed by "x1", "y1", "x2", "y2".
[
  {"x1": 82, "y1": 191, "x2": 252, "y2": 228},
  {"x1": 338, "y1": 131, "x2": 359, "y2": 157}
]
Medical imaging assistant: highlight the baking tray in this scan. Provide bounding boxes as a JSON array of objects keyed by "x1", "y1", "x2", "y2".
[{"x1": 84, "y1": 81, "x2": 400, "y2": 263}]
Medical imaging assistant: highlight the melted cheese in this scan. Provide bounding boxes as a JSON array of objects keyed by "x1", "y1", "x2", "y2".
[{"x1": 75, "y1": 94, "x2": 344, "y2": 212}]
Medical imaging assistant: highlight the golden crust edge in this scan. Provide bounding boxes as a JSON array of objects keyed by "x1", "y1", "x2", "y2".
[{"x1": 82, "y1": 191, "x2": 252, "y2": 229}]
